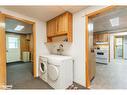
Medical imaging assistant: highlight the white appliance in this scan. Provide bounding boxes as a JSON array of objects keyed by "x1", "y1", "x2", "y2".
[
  {"x1": 39, "y1": 56, "x2": 48, "y2": 82},
  {"x1": 45, "y1": 55, "x2": 73, "y2": 89},
  {"x1": 95, "y1": 49, "x2": 109, "y2": 64},
  {"x1": 22, "y1": 52, "x2": 30, "y2": 62}
]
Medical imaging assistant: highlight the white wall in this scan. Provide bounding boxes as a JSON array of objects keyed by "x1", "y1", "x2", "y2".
[
  {"x1": 1, "y1": 6, "x2": 109, "y2": 87},
  {"x1": 46, "y1": 6, "x2": 107, "y2": 87},
  {"x1": 69, "y1": 6, "x2": 108, "y2": 86},
  {"x1": 0, "y1": 8, "x2": 50, "y2": 77}
]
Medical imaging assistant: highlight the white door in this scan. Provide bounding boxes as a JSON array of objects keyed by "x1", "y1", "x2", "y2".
[{"x1": 6, "y1": 34, "x2": 21, "y2": 63}]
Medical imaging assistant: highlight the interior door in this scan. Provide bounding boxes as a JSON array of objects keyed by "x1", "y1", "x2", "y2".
[
  {"x1": 6, "y1": 34, "x2": 21, "y2": 63},
  {"x1": 88, "y1": 20, "x2": 96, "y2": 82}
]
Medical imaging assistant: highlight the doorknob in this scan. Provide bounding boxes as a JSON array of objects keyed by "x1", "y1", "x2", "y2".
[{"x1": 91, "y1": 48, "x2": 94, "y2": 53}]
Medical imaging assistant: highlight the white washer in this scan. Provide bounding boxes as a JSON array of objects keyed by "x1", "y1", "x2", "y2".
[
  {"x1": 39, "y1": 56, "x2": 48, "y2": 82},
  {"x1": 47, "y1": 55, "x2": 73, "y2": 89}
]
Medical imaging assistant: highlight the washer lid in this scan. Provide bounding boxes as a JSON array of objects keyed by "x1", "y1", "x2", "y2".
[{"x1": 48, "y1": 65, "x2": 59, "y2": 81}]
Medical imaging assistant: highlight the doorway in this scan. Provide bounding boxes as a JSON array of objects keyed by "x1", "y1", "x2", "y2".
[
  {"x1": 114, "y1": 36, "x2": 124, "y2": 59},
  {"x1": 86, "y1": 6, "x2": 127, "y2": 89},
  {"x1": 0, "y1": 13, "x2": 36, "y2": 89},
  {"x1": 5, "y1": 17, "x2": 35, "y2": 87},
  {"x1": 85, "y1": 6, "x2": 114, "y2": 88}
]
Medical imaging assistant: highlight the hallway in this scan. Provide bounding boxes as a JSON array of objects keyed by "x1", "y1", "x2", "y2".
[
  {"x1": 7, "y1": 62, "x2": 52, "y2": 89},
  {"x1": 91, "y1": 59, "x2": 127, "y2": 89}
]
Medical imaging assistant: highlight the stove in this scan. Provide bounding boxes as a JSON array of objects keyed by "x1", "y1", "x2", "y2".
[{"x1": 95, "y1": 49, "x2": 109, "y2": 64}]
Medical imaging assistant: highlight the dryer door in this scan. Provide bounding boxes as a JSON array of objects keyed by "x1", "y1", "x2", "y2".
[
  {"x1": 48, "y1": 64, "x2": 59, "y2": 81},
  {"x1": 40, "y1": 62, "x2": 46, "y2": 74}
]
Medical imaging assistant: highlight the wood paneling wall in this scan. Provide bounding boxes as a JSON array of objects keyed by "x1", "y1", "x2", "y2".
[
  {"x1": 20, "y1": 34, "x2": 33, "y2": 61},
  {"x1": 29, "y1": 34, "x2": 33, "y2": 62}
]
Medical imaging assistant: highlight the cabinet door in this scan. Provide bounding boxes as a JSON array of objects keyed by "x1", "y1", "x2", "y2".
[
  {"x1": 96, "y1": 34, "x2": 99, "y2": 42},
  {"x1": 105, "y1": 33, "x2": 109, "y2": 42},
  {"x1": 47, "y1": 18, "x2": 57, "y2": 37},
  {"x1": 57, "y1": 13, "x2": 68, "y2": 35},
  {"x1": 101, "y1": 33, "x2": 108, "y2": 42}
]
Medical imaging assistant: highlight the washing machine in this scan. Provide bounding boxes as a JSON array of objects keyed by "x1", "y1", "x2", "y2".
[
  {"x1": 39, "y1": 56, "x2": 48, "y2": 82},
  {"x1": 47, "y1": 55, "x2": 73, "y2": 89}
]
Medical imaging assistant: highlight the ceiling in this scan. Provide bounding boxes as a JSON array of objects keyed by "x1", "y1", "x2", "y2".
[
  {"x1": 91, "y1": 6, "x2": 127, "y2": 32},
  {"x1": 5, "y1": 18, "x2": 32, "y2": 34},
  {"x1": 3, "y1": 6, "x2": 88, "y2": 21}
]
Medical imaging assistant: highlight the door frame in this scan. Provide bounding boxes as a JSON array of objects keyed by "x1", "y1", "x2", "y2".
[
  {"x1": 0, "y1": 13, "x2": 36, "y2": 88},
  {"x1": 114, "y1": 35, "x2": 124, "y2": 59},
  {"x1": 85, "y1": 6, "x2": 115, "y2": 88}
]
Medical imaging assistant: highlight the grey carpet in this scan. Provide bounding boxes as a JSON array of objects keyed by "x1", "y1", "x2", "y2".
[{"x1": 7, "y1": 62, "x2": 53, "y2": 89}]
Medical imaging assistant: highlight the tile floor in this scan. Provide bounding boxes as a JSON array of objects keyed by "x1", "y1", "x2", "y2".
[{"x1": 91, "y1": 59, "x2": 127, "y2": 89}]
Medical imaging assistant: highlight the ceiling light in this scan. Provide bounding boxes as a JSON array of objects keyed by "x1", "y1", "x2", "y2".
[
  {"x1": 14, "y1": 25, "x2": 24, "y2": 31},
  {"x1": 110, "y1": 17, "x2": 119, "y2": 27}
]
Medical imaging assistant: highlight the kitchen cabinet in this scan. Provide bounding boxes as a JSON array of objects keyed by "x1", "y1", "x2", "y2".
[
  {"x1": 47, "y1": 18, "x2": 57, "y2": 37},
  {"x1": 57, "y1": 12, "x2": 69, "y2": 35},
  {"x1": 93, "y1": 33, "x2": 109, "y2": 45},
  {"x1": 47, "y1": 12, "x2": 72, "y2": 42}
]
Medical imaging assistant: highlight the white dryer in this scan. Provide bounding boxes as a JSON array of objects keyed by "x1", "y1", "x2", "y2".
[
  {"x1": 39, "y1": 56, "x2": 48, "y2": 82},
  {"x1": 47, "y1": 55, "x2": 73, "y2": 89}
]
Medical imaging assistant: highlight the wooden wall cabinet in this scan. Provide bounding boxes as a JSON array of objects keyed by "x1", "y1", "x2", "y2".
[
  {"x1": 47, "y1": 12, "x2": 72, "y2": 42},
  {"x1": 47, "y1": 18, "x2": 57, "y2": 37},
  {"x1": 93, "y1": 33, "x2": 109, "y2": 45},
  {"x1": 57, "y1": 12, "x2": 68, "y2": 35}
]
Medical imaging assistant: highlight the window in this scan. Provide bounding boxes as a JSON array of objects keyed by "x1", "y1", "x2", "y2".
[
  {"x1": 8, "y1": 37, "x2": 19, "y2": 48},
  {"x1": 116, "y1": 37, "x2": 122, "y2": 46}
]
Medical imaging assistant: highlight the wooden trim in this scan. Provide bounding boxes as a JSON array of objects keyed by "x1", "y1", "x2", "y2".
[
  {"x1": 114, "y1": 36, "x2": 124, "y2": 59},
  {"x1": 85, "y1": 16, "x2": 90, "y2": 88},
  {"x1": 3, "y1": 13, "x2": 35, "y2": 25},
  {"x1": 0, "y1": 13, "x2": 37, "y2": 89},
  {"x1": 0, "y1": 13, "x2": 6, "y2": 89},
  {"x1": 33, "y1": 23, "x2": 36, "y2": 78},
  {"x1": 109, "y1": 34, "x2": 110, "y2": 62},
  {"x1": 85, "y1": 6, "x2": 115, "y2": 88},
  {"x1": 4, "y1": 14, "x2": 37, "y2": 78},
  {"x1": 86, "y1": 6, "x2": 115, "y2": 18},
  {"x1": 4, "y1": 14, "x2": 36, "y2": 78}
]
